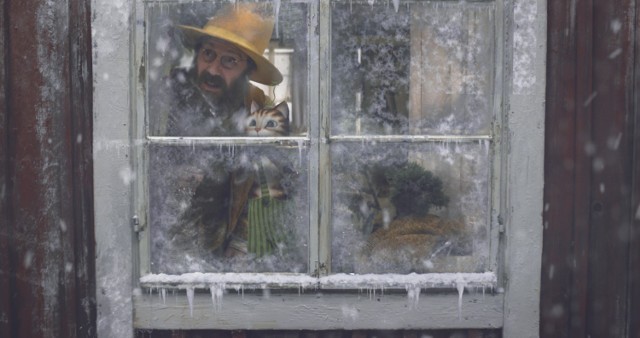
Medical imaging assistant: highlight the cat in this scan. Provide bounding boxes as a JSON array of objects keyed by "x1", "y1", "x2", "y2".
[
  {"x1": 243, "y1": 101, "x2": 292, "y2": 256},
  {"x1": 243, "y1": 101, "x2": 291, "y2": 200},
  {"x1": 245, "y1": 101, "x2": 290, "y2": 137}
]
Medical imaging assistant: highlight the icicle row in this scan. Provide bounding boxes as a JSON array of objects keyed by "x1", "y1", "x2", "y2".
[{"x1": 210, "y1": 284, "x2": 224, "y2": 312}]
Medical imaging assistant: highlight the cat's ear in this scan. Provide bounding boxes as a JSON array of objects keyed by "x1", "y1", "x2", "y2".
[
  {"x1": 250, "y1": 101, "x2": 259, "y2": 114},
  {"x1": 274, "y1": 101, "x2": 289, "y2": 119}
]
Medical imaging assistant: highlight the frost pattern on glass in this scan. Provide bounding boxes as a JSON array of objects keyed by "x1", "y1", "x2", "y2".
[
  {"x1": 145, "y1": 1, "x2": 309, "y2": 136},
  {"x1": 513, "y1": 0, "x2": 538, "y2": 94},
  {"x1": 331, "y1": 142, "x2": 490, "y2": 274},
  {"x1": 331, "y1": 2, "x2": 495, "y2": 135},
  {"x1": 149, "y1": 144, "x2": 309, "y2": 274}
]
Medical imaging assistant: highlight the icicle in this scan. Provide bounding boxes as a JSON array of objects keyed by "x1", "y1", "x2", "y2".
[
  {"x1": 262, "y1": 286, "x2": 271, "y2": 299},
  {"x1": 406, "y1": 286, "x2": 420, "y2": 309},
  {"x1": 392, "y1": 0, "x2": 399, "y2": 12},
  {"x1": 456, "y1": 280, "x2": 466, "y2": 320},
  {"x1": 273, "y1": 0, "x2": 281, "y2": 39},
  {"x1": 161, "y1": 288, "x2": 166, "y2": 304},
  {"x1": 297, "y1": 139, "x2": 304, "y2": 167},
  {"x1": 186, "y1": 287, "x2": 195, "y2": 317},
  {"x1": 210, "y1": 284, "x2": 224, "y2": 312}
]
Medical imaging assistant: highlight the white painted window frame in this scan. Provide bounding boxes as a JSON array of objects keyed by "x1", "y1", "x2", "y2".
[{"x1": 92, "y1": 0, "x2": 546, "y2": 337}]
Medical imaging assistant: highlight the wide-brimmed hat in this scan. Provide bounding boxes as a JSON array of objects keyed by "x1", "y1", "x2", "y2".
[{"x1": 178, "y1": 4, "x2": 283, "y2": 86}]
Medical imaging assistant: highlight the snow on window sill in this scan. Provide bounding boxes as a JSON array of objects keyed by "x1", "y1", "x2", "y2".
[
  {"x1": 137, "y1": 272, "x2": 499, "y2": 323},
  {"x1": 139, "y1": 271, "x2": 497, "y2": 291}
]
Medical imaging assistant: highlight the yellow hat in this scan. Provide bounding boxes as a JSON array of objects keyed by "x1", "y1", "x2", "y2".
[{"x1": 178, "y1": 4, "x2": 283, "y2": 86}]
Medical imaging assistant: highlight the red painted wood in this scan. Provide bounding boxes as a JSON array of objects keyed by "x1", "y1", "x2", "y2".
[
  {"x1": 570, "y1": 1, "x2": 595, "y2": 336},
  {"x1": 630, "y1": 1, "x2": 640, "y2": 336},
  {"x1": 587, "y1": 1, "x2": 635, "y2": 337},
  {"x1": 541, "y1": 0, "x2": 583, "y2": 336},
  {"x1": 68, "y1": 0, "x2": 97, "y2": 335},
  {"x1": 543, "y1": 0, "x2": 640, "y2": 337},
  {"x1": 0, "y1": 1, "x2": 14, "y2": 337},
  {"x1": 1, "y1": 0, "x2": 95, "y2": 336}
]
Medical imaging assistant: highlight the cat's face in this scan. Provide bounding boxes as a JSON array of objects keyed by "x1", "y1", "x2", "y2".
[{"x1": 245, "y1": 101, "x2": 290, "y2": 137}]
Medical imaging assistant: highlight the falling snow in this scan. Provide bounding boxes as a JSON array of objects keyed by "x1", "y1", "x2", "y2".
[{"x1": 91, "y1": 0, "x2": 545, "y2": 333}]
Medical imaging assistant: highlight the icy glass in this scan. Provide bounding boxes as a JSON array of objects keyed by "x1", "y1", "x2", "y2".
[
  {"x1": 331, "y1": 142, "x2": 490, "y2": 274},
  {"x1": 149, "y1": 144, "x2": 309, "y2": 274},
  {"x1": 146, "y1": 1, "x2": 309, "y2": 136},
  {"x1": 331, "y1": 1, "x2": 495, "y2": 136}
]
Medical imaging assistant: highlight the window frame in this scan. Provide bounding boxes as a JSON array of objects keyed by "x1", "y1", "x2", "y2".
[{"x1": 93, "y1": 0, "x2": 546, "y2": 336}]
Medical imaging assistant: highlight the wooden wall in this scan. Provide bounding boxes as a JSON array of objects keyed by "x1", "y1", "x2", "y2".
[
  {"x1": 541, "y1": 0, "x2": 640, "y2": 337},
  {"x1": 1, "y1": 0, "x2": 640, "y2": 337},
  {"x1": 0, "y1": 0, "x2": 96, "y2": 337},
  {"x1": 134, "y1": 329, "x2": 501, "y2": 338}
]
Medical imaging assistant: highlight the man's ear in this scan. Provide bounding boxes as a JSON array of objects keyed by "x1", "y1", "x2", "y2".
[{"x1": 250, "y1": 101, "x2": 259, "y2": 114}]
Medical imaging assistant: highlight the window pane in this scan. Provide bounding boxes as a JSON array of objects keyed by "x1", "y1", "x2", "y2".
[
  {"x1": 149, "y1": 144, "x2": 309, "y2": 273},
  {"x1": 331, "y1": 1, "x2": 495, "y2": 136},
  {"x1": 146, "y1": 1, "x2": 309, "y2": 136},
  {"x1": 331, "y1": 142, "x2": 490, "y2": 274}
]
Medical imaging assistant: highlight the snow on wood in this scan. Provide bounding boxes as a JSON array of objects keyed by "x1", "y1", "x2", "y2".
[{"x1": 140, "y1": 271, "x2": 496, "y2": 290}]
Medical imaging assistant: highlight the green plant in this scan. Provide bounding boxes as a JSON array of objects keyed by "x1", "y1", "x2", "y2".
[{"x1": 385, "y1": 162, "x2": 449, "y2": 218}]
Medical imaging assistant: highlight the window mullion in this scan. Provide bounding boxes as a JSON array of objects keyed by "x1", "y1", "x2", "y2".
[
  {"x1": 134, "y1": 0, "x2": 150, "y2": 280},
  {"x1": 317, "y1": 0, "x2": 333, "y2": 275},
  {"x1": 490, "y1": 0, "x2": 505, "y2": 280},
  {"x1": 307, "y1": 0, "x2": 322, "y2": 276}
]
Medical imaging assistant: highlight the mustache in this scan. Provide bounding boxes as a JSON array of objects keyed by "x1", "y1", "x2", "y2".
[{"x1": 198, "y1": 73, "x2": 227, "y2": 90}]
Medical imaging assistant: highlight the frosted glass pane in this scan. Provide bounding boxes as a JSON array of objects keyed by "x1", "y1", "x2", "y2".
[
  {"x1": 331, "y1": 1, "x2": 495, "y2": 136},
  {"x1": 331, "y1": 141, "x2": 490, "y2": 273},
  {"x1": 146, "y1": 1, "x2": 309, "y2": 136},
  {"x1": 149, "y1": 144, "x2": 309, "y2": 273}
]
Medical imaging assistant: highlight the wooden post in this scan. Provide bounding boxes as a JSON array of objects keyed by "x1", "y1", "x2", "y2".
[{"x1": 0, "y1": 0, "x2": 95, "y2": 337}]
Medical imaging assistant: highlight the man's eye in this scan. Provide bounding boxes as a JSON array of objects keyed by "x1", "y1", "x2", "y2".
[
  {"x1": 202, "y1": 49, "x2": 216, "y2": 61},
  {"x1": 221, "y1": 55, "x2": 238, "y2": 68}
]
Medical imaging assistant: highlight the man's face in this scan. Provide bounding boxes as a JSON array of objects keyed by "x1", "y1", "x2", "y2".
[{"x1": 195, "y1": 38, "x2": 250, "y2": 101}]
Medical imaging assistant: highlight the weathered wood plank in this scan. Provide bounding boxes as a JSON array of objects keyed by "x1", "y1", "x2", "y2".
[
  {"x1": 541, "y1": 0, "x2": 583, "y2": 336},
  {"x1": 68, "y1": 0, "x2": 97, "y2": 336},
  {"x1": 542, "y1": 0, "x2": 640, "y2": 336},
  {"x1": 587, "y1": 1, "x2": 635, "y2": 337},
  {"x1": 631, "y1": 1, "x2": 640, "y2": 336},
  {"x1": 1, "y1": 0, "x2": 95, "y2": 337},
  {"x1": 0, "y1": 0, "x2": 14, "y2": 337},
  {"x1": 134, "y1": 291, "x2": 503, "y2": 330},
  {"x1": 6, "y1": 0, "x2": 55, "y2": 335}
]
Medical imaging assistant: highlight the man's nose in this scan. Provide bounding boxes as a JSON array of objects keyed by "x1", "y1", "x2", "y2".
[{"x1": 204, "y1": 58, "x2": 223, "y2": 75}]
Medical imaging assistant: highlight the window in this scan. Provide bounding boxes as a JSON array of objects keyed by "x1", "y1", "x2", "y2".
[{"x1": 93, "y1": 0, "x2": 545, "y2": 335}]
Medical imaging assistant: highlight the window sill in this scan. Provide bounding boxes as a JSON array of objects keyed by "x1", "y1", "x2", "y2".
[
  {"x1": 133, "y1": 274, "x2": 503, "y2": 330},
  {"x1": 139, "y1": 271, "x2": 497, "y2": 291}
]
